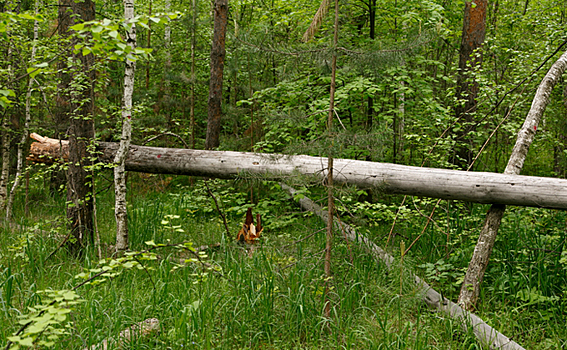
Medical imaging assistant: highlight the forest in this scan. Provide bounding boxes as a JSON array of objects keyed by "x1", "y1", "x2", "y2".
[{"x1": 0, "y1": 0, "x2": 566, "y2": 349}]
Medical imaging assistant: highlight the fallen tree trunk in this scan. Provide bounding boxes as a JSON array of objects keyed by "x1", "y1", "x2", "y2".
[
  {"x1": 280, "y1": 183, "x2": 525, "y2": 350},
  {"x1": 28, "y1": 133, "x2": 567, "y2": 209}
]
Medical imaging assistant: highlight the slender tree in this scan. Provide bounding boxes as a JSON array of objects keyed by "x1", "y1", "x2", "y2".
[
  {"x1": 5, "y1": 0, "x2": 39, "y2": 220},
  {"x1": 302, "y1": 0, "x2": 339, "y2": 320},
  {"x1": 190, "y1": 0, "x2": 197, "y2": 149},
  {"x1": 365, "y1": 0, "x2": 376, "y2": 130},
  {"x1": 115, "y1": 0, "x2": 137, "y2": 251},
  {"x1": 0, "y1": 46, "x2": 11, "y2": 213},
  {"x1": 205, "y1": 0, "x2": 228, "y2": 150},
  {"x1": 145, "y1": 0, "x2": 152, "y2": 90},
  {"x1": 0, "y1": 2, "x2": 14, "y2": 213},
  {"x1": 322, "y1": 0, "x2": 339, "y2": 319}
]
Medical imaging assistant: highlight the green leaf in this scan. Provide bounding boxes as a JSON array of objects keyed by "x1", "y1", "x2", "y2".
[
  {"x1": 70, "y1": 23, "x2": 85, "y2": 31},
  {"x1": 19, "y1": 337, "x2": 34, "y2": 347},
  {"x1": 62, "y1": 291, "x2": 78, "y2": 300},
  {"x1": 0, "y1": 89, "x2": 15, "y2": 97},
  {"x1": 19, "y1": 13, "x2": 36, "y2": 20}
]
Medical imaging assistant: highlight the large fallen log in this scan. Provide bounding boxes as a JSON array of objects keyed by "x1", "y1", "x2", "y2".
[
  {"x1": 280, "y1": 183, "x2": 525, "y2": 350},
  {"x1": 28, "y1": 133, "x2": 567, "y2": 209}
]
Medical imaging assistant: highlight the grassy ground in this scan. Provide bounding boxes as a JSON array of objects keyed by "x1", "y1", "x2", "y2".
[{"x1": 0, "y1": 172, "x2": 565, "y2": 349}]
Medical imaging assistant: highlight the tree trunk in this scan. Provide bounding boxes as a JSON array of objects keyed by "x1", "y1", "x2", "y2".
[
  {"x1": 62, "y1": 0, "x2": 96, "y2": 254},
  {"x1": 452, "y1": 0, "x2": 487, "y2": 169},
  {"x1": 5, "y1": 0, "x2": 39, "y2": 220},
  {"x1": 322, "y1": 0, "x2": 339, "y2": 320},
  {"x1": 205, "y1": 0, "x2": 228, "y2": 150},
  {"x1": 162, "y1": 0, "x2": 171, "y2": 118},
  {"x1": 114, "y1": 0, "x2": 137, "y2": 252},
  {"x1": 0, "y1": 113, "x2": 10, "y2": 213},
  {"x1": 457, "y1": 49, "x2": 567, "y2": 310},
  {"x1": 190, "y1": 0, "x2": 197, "y2": 149},
  {"x1": 280, "y1": 183, "x2": 526, "y2": 350},
  {"x1": 0, "y1": 19, "x2": 13, "y2": 213},
  {"x1": 366, "y1": 0, "x2": 376, "y2": 131},
  {"x1": 28, "y1": 133, "x2": 567, "y2": 210},
  {"x1": 145, "y1": 0, "x2": 152, "y2": 90}
]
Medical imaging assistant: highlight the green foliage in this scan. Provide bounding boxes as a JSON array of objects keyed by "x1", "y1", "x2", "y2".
[
  {"x1": 70, "y1": 13, "x2": 182, "y2": 62},
  {"x1": 7, "y1": 289, "x2": 83, "y2": 350},
  {"x1": 2, "y1": 0, "x2": 567, "y2": 348}
]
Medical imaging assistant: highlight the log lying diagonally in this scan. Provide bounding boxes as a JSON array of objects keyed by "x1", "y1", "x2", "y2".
[
  {"x1": 279, "y1": 183, "x2": 525, "y2": 350},
  {"x1": 28, "y1": 133, "x2": 567, "y2": 210}
]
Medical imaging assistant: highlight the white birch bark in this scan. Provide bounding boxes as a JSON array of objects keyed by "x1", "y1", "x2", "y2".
[
  {"x1": 164, "y1": 0, "x2": 171, "y2": 68},
  {"x1": 0, "y1": 42, "x2": 13, "y2": 212},
  {"x1": 5, "y1": 1, "x2": 39, "y2": 220},
  {"x1": 164, "y1": 0, "x2": 171, "y2": 100},
  {"x1": 458, "y1": 49, "x2": 567, "y2": 310},
  {"x1": 114, "y1": 0, "x2": 137, "y2": 251}
]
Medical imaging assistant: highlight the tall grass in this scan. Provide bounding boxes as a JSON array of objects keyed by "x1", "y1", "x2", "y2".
[{"x1": 0, "y1": 174, "x2": 564, "y2": 349}]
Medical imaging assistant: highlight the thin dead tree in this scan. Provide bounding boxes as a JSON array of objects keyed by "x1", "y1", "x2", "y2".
[
  {"x1": 303, "y1": 0, "x2": 339, "y2": 320},
  {"x1": 115, "y1": 0, "x2": 137, "y2": 251},
  {"x1": 458, "y1": 49, "x2": 567, "y2": 310}
]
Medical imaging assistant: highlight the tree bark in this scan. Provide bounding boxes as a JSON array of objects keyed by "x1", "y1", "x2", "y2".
[
  {"x1": 28, "y1": 133, "x2": 567, "y2": 210},
  {"x1": 145, "y1": 0, "x2": 152, "y2": 90},
  {"x1": 205, "y1": 0, "x2": 228, "y2": 150},
  {"x1": 322, "y1": 0, "x2": 339, "y2": 320},
  {"x1": 458, "y1": 49, "x2": 567, "y2": 310},
  {"x1": 366, "y1": 0, "x2": 376, "y2": 131},
  {"x1": 280, "y1": 183, "x2": 526, "y2": 350},
  {"x1": 114, "y1": 0, "x2": 137, "y2": 252},
  {"x1": 452, "y1": 0, "x2": 487, "y2": 169},
  {"x1": 61, "y1": 0, "x2": 96, "y2": 254},
  {"x1": 5, "y1": 0, "x2": 39, "y2": 220},
  {"x1": 0, "y1": 18, "x2": 13, "y2": 213},
  {"x1": 190, "y1": 0, "x2": 197, "y2": 149}
]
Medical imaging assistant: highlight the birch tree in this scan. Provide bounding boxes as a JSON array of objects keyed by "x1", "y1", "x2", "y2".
[
  {"x1": 458, "y1": 49, "x2": 567, "y2": 310},
  {"x1": 5, "y1": 0, "x2": 39, "y2": 220},
  {"x1": 115, "y1": 0, "x2": 137, "y2": 251},
  {"x1": 0, "y1": 3, "x2": 13, "y2": 212},
  {"x1": 0, "y1": 47, "x2": 11, "y2": 213}
]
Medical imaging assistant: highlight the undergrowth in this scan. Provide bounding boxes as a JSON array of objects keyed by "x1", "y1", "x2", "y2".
[{"x1": 0, "y1": 173, "x2": 565, "y2": 349}]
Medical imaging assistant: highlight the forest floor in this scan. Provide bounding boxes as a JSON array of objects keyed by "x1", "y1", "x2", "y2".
[{"x1": 0, "y1": 172, "x2": 565, "y2": 349}]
